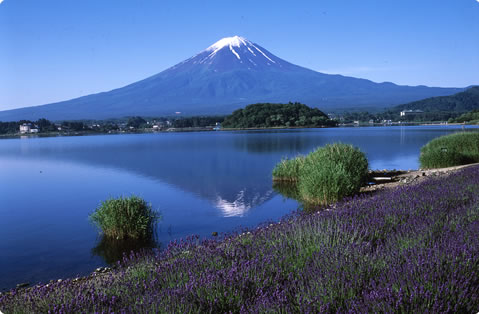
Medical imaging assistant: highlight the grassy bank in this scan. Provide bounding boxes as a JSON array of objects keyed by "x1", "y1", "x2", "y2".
[
  {"x1": 2, "y1": 166, "x2": 479, "y2": 312},
  {"x1": 420, "y1": 131, "x2": 479, "y2": 168}
]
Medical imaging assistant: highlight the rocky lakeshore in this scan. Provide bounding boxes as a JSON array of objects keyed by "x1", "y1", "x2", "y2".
[{"x1": 363, "y1": 162, "x2": 479, "y2": 193}]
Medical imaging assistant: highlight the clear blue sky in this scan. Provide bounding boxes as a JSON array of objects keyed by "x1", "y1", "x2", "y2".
[{"x1": 1, "y1": 0, "x2": 478, "y2": 110}]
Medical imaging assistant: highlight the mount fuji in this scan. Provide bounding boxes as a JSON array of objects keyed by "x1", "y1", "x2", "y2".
[{"x1": 0, "y1": 36, "x2": 463, "y2": 121}]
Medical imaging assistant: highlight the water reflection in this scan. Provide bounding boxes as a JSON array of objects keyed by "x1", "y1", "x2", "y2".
[
  {"x1": 214, "y1": 189, "x2": 275, "y2": 217},
  {"x1": 91, "y1": 236, "x2": 159, "y2": 265},
  {"x1": 273, "y1": 182, "x2": 300, "y2": 201},
  {"x1": 0, "y1": 132, "x2": 281, "y2": 216},
  {"x1": 232, "y1": 130, "x2": 319, "y2": 153},
  {"x1": 0, "y1": 126, "x2": 476, "y2": 218},
  {"x1": 273, "y1": 182, "x2": 321, "y2": 213}
]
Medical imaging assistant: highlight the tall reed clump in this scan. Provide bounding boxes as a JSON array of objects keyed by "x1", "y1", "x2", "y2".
[
  {"x1": 272, "y1": 156, "x2": 305, "y2": 181},
  {"x1": 89, "y1": 196, "x2": 159, "y2": 240},
  {"x1": 298, "y1": 143, "x2": 369, "y2": 205},
  {"x1": 273, "y1": 143, "x2": 369, "y2": 205},
  {"x1": 419, "y1": 132, "x2": 479, "y2": 169}
]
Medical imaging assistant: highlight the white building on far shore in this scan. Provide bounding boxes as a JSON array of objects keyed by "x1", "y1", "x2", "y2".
[
  {"x1": 19, "y1": 123, "x2": 39, "y2": 134},
  {"x1": 400, "y1": 109, "x2": 424, "y2": 117}
]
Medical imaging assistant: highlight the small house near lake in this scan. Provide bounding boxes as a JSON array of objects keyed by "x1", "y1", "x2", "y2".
[{"x1": 19, "y1": 123, "x2": 39, "y2": 134}]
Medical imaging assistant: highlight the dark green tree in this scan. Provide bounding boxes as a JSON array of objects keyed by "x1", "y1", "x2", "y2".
[{"x1": 127, "y1": 116, "x2": 147, "y2": 129}]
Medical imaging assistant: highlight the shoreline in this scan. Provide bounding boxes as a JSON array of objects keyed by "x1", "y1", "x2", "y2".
[
  {"x1": 361, "y1": 162, "x2": 479, "y2": 193},
  {"x1": 2, "y1": 162, "x2": 478, "y2": 294},
  {"x1": 0, "y1": 125, "x2": 335, "y2": 139},
  {"x1": 2, "y1": 123, "x2": 478, "y2": 140}
]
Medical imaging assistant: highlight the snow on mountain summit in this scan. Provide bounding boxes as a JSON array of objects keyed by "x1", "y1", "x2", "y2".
[
  {"x1": 204, "y1": 35, "x2": 276, "y2": 63},
  {"x1": 178, "y1": 35, "x2": 286, "y2": 72},
  {"x1": 206, "y1": 36, "x2": 250, "y2": 52}
]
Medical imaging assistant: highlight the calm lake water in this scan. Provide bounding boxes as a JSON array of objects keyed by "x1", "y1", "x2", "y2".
[{"x1": 0, "y1": 125, "x2": 477, "y2": 290}]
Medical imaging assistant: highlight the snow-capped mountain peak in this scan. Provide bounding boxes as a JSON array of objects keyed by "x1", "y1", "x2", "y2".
[
  {"x1": 190, "y1": 35, "x2": 280, "y2": 69},
  {"x1": 206, "y1": 35, "x2": 249, "y2": 52}
]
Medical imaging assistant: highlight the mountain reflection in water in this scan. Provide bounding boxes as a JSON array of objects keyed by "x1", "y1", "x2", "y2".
[
  {"x1": 215, "y1": 189, "x2": 275, "y2": 217},
  {"x1": 0, "y1": 132, "x2": 298, "y2": 215},
  {"x1": 1, "y1": 127, "x2": 475, "y2": 217}
]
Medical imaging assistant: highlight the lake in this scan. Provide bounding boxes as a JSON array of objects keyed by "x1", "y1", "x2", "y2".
[{"x1": 0, "y1": 125, "x2": 477, "y2": 290}]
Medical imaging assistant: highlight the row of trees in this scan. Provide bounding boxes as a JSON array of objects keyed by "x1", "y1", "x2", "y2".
[
  {"x1": 338, "y1": 110, "x2": 462, "y2": 123},
  {"x1": 0, "y1": 118, "x2": 57, "y2": 134},
  {"x1": 171, "y1": 116, "x2": 225, "y2": 128},
  {"x1": 222, "y1": 102, "x2": 337, "y2": 128},
  {"x1": 0, "y1": 115, "x2": 225, "y2": 135},
  {"x1": 125, "y1": 116, "x2": 225, "y2": 129},
  {"x1": 399, "y1": 112, "x2": 459, "y2": 122},
  {"x1": 449, "y1": 110, "x2": 479, "y2": 123},
  {"x1": 0, "y1": 121, "x2": 25, "y2": 134},
  {"x1": 0, "y1": 118, "x2": 96, "y2": 135},
  {"x1": 119, "y1": 104, "x2": 335, "y2": 130}
]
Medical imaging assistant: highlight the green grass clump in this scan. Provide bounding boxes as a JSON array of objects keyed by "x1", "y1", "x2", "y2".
[
  {"x1": 272, "y1": 156, "x2": 304, "y2": 181},
  {"x1": 298, "y1": 144, "x2": 369, "y2": 205},
  {"x1": 419, "y1": 132, "x2": 479, "y2": 169},
  {"x1": 273, "y1": 143, "x2": 369, "y2": 205},
  {"x1": 90, "y1": 196, "x2": 159, "y2": 240}
]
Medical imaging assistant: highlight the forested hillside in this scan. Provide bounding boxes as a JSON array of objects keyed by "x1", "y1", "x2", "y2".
[{"x1": 393, "y1": 86, "x2": 479, "y2": 113}]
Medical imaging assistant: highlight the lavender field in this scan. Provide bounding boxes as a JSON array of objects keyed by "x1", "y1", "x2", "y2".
[{"x1": 2, "y1": 166, "x2": 479, "y2": 312}]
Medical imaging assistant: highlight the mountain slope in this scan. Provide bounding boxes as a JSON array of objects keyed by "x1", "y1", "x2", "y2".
[
  {"x1": 393, "y1": 86, "x2": 479, "y2": 113},
  {"x1": 0, "y1": 36, "x2": 464, "y2": 121}
]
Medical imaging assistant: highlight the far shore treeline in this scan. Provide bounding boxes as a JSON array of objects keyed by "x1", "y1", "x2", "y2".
[
  {"x1": 0, "y1": 102, "x2": 338, "y2": 135},
  {"x1": 0, "y1": 116, "x2": 225, "y2": 135}
]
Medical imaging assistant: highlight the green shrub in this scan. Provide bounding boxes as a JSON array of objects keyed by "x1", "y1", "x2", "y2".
[
  {"x1": 298, "y1": 143, "x2": 369, "y2": 205},
  {"x1": 272, "y1": 156, "x2": 304, "y2": 181},
  {"x1": 90, "y1": 196, "x2": 159, "y2": 240},
  {"x1": 419, "y1": 132, "x2": 479, "y2": 169}
]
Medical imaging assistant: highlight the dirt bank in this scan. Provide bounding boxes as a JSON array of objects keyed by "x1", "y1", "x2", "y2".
[{"x1": 362, "y1": 163, "x2": 479, "y2": 193}]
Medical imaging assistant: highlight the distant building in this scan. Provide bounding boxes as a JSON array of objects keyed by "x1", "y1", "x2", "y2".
[
  {"x1": 19, "y1": 124, "x2": 31, "y2": 134},
  {"x1": 400, "y1": 110, "x2": 424, "y2": 117},
  {"x1": 19, "y1": 123, "x2": 39, "y2": 134}
]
